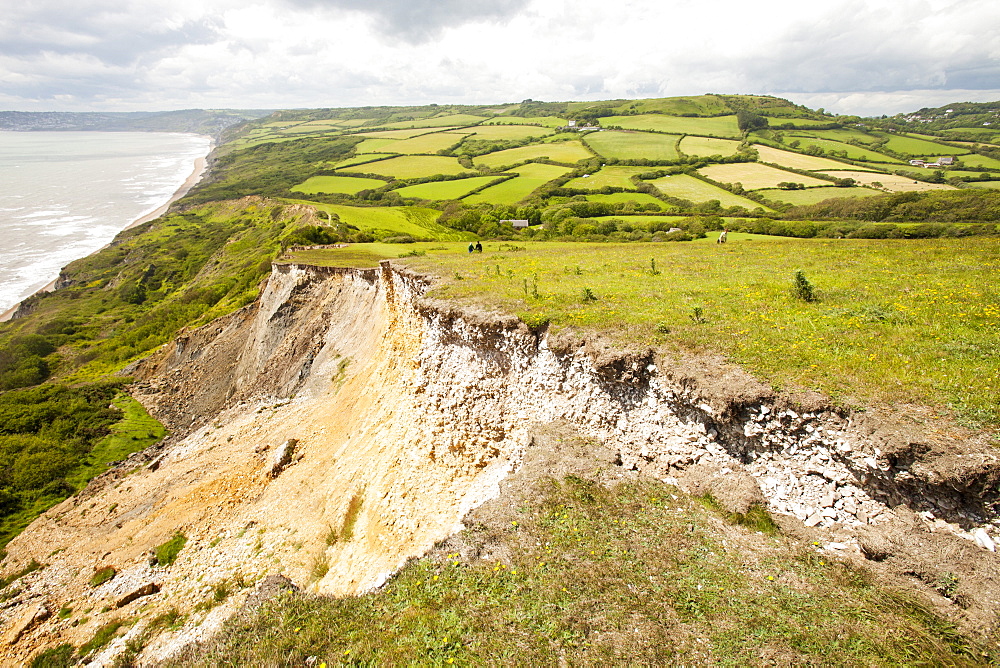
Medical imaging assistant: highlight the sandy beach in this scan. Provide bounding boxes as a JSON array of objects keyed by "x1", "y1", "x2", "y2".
[{"x1": 0, "y1": 148, "x2": 212, "y2": 322}]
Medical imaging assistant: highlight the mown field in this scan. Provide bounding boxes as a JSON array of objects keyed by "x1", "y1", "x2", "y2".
[
  {"x1": 753, "y1": 145, "x2": 857, "y2": 171},
  {"x1": 818, "y1": 171, "x2": 955, "y2": 193},
  {"x1": 756, "y1": 186, "x2": 879, "y2": 205},
  {"x1": 585, "y1": 192, "x2": 668, "y2": 209},
  {"x1": 395, "y1": 176, "x2": 502, "y2": 200},
  {"x1": 465, "y1": 163, "x2": 572, "y2": 204},
  {"x1": 699, "y1": 163, "x2": 830, "y2": 190},
  {"x1": 564, "y1": 166, "x2": 649, "y2": 190},
  {"x1": 679, "y1": 136, "x2": 741, "y2": 157},
  {"x1": 583, "y1": 130, "x2": 680, "y2": 161},
  {"x1": 647, "y1": 174, "x2": 769, "y2": 209},
  {"x1": 291, "y1": 175, "x2": 387, "y2": 195},
  {"x1": 351, "y1": 155, "x2": 469, "y2": 179},
  {"x1": 601, "y1": 114, "x2": 742, "y2": 138},
  {"x1": 473, "y1": 141, "x2": 593, "y2": 169}
]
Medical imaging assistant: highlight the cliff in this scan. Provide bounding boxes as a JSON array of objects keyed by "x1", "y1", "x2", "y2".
[{"x1": 1, "y1": 261, "x2": 999, "y2": 665}]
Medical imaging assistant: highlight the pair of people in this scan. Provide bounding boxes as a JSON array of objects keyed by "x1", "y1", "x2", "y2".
[{"x1": 467, "y1": 241, "x2": 483, "y2": 253}]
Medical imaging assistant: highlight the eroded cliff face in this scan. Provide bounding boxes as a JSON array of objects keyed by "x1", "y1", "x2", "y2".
[{"x1": 2, "y1": 262, "x2": 999, "y2": 665}]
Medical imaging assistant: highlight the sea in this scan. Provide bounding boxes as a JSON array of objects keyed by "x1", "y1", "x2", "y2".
[{"x1": 0, "y1": 131, "x2": 213, "y2": 314}]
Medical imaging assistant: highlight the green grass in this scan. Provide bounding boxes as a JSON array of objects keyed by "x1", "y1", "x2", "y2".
[
  {"x1": 349, "y1": 155, "x2": 469, "y2": 179},
  {"x1": 776, "y1": 138, "x2": 903, "y2": 163},
  {"x1": 289, "y1": 203, "x2": 472, "y2": 241},
  {"x1": 184, "y1": 475, "x2": 985, "y2": 665},
  {"x1": 90, "y1": 566, "x2": 116, "y2": 587},
  {"x1": 956, "y1": 154, "x2": 1000, "y2": 170},
  {"x1": 290, "y1": 175, "x2": 387, "y2": 195},
  {"x1": 700, "y1": 163, "x2": 831, "y2": 190},
  {"x1": 465, "y1": 163, "x2": 573, "y2": 205},
  {"x1": 601, "y1": 114, "x2": 742, "y2": 138},
  {"x1": 379, "y1": 114, "x2": 487, "y2": 130},
  {"x1": 355, "y1": 128, "x2": 444, "y2": 139},
  {"x1": 817, "y1": 171, "x2": 955, "y2": 193},
  {"x1": 465, "y1": 125, "x2": 554, "y2": 141},
  {"x1": 564, "y1": 166, "x2": 649, "y2": 190},
  {"x1": 966, "y1": 181, "x2": 1000, "y2": 189},
  {"x1": 331, "y1": 153, "x2": 396, "y2": 169},
  {"x1": 482, "y1": 116, "x2": 567, "y2": 127},
  {"x1": 394, "y1": 176, "x2": 503, "y2": 200},
  {"x1": 155, "y1": 532, "x2": 187, "y2": 567},
  {"x1": 387, "y1": 132, "x2": 467, "y2": 155},
  {"x1": 583, "y1": 131, "x2": 680, "y2": 161},
  {"x1": 754, "y1": 145, "x2": 858, "y2": 171},
  {"x1": 585, "y1": 193, "x2": 668, "y2": 209},
  {"x1": 647, "y1": 174, "x2": 769, "y2": 209},
  {"x1": 875, "y1": 133, "x2": 968, "y2": 157},
  {"x1": 396, "y1": 238, "x2": 1000, "y2": 426},
  {"x1": 473, "y1": 141, "x2": 593, "y2": 169},
  {"x1": 353, "y1": 138, "x2": 400, "y2": 154},
  {"x1": 756, "y1": 186, "x2": 879, "y2": 205},
  {"x1": 679, "y1": 136, "x2": 741, "y2": 158}
]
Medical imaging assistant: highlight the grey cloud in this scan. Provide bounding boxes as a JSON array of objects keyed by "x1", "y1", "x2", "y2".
[{"x1": 281, "y1": 0, "x2": 531, "y2": 42}]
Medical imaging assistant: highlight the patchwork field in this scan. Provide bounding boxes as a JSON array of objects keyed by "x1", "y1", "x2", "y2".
[
  {"x1": 753, "y1": 145, "x2": 856, "y2": 171},
  {"x1": 563, "y1": 166, "x2": 649, "y2": 190},
  {"x1": 291, "y1": 175, "x2": 388, "y2": 195},
  {"x1": 788, "y1": 128, "x2": 884, "y2": 145},
  {"x1": 301, "y1": 203, "x2": 470, "y2": 240},
  {"x1": 380, "y1": 114, "x2": 486, "y2": 129},
  {"x1": 394, "y1": 176, "x2": 502, "y2": 200},
  {"x1": 333, "y1": 153, "x2": 397, "y2": 169},
  {"x1": 755, "y1": 186, "x2": 879, "y2": 205},
  {"x1": 776, "y1": 138, "x2": 903, "y2": 163},
  {"x1": 956, "y1": 154, "x2": 1000, "y2": 170},
  {"x1": 481, "y1": 116, "x2": 567, "y2": 127},
  {"x1": 583, "y1": 130, "x2": 680, "y2": 161},
  {"x1": 585, "y1": 192, "x2": 668, "y2": 209},
  {"x1": 967, "y1": 181, "x2": 1000, "y2": 189},
  {"x1": 818, "y1": 171, "x2": 956, "y2": 192},
  {"x1": 600, "y1": 114, "x2": 742, "y2": 138},
  {"x1": 875, "y1": 133, "x2": 968, "y2": 156},
  {"x1": 464, "y1": 125, "x2": 554, "y2": 140},
  {"x1": 388, "y1": 132, "x2": 468, "y2": 155},
  {"x1": 647, "y1": 174, "x2": 768, "y2": 209},
  {"x1": 464, "y1": 163, "x2": 572, "y2": 204},
  {"x1": 474, "y1": 141, "x2": 593, "y2": 169},
  {"x1": 348, "y1": 155, "x2": 469, "y2": 179},
  {"x1": 355, "y1": 128, "x2": 447, "y2": 139},
  {"x1": 355, "y1": 138, "x2": 401, "y2": 154},
  {"x1": 679, "y1": 136, "x2": 741, "y2": 157},
  {"x1": 700, "y1": 163, "x2": 830, "y2": 190}
]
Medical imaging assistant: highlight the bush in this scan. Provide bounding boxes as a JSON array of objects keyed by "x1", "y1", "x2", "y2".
[{"x1": 793, "y1": 270, "x2": 816, "y2": 302}]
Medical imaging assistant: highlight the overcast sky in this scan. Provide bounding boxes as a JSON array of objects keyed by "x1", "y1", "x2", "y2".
[{"x1": 1, "y1": 0, "x2": 998, "y2": 117}]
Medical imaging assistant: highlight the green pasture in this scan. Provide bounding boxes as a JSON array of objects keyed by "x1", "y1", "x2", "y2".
[
  {"x1": 464, "y1": 163, "x2": 572, "y2": 205},
  {"x1": 355, "y1": 128, "x2": 444, "y2": 139},
  {"x1": 380, "y1": 114, "x2": 486, "y2": 130},
  {"x1": 397, "y1": 237, "x2": 1000, "y2": 426},
  {"x1": 618, "y1": 94, "x2": 731, "y2": 116},
  {"x1": 679, "y1": 136, "x2": 741, "y2": 158},
  {"x1": 756, "y1": 186, "x2": 879, "y2": 205},
  {"x1": 818, "y1": 171, "x2": 955, "y2": 193},
  {"x1": 789, "y1": 128, "x2": 883, "y2": 145},
  {"x1": 394, "y1": 176, "x2": 503, "y2": 200},
  {"x1": 583, "y1": 130, "x2": 680, "y2": 161},
  {"x1": 945, "y1": 170, "x2": 1000, "y2": 179},
  {"x1": 355, "y1": 138, "x2": 400, "y2": 154},
  {"x1": 388, "y1": 132, "x2": 467, "y2": 155},
  {"x1": 482, "y1": 116, "x2": 567, "y2": 127},
  {"x1": 333, "y1": 153, "x2": 397, "y2": 169},
  {"x1": 474, "y1": 141, "x2": 593, "y2": 170},
  {"x1": 967, "y1": 181, "x2": 1000, "y2": 189},
  {"x1": 564, "y1": 166, "x2": 649, "y2": 190},
  {"x1": 768, "y1": 117, "x2": 838, "y2": 128},
  {"x1": 601, "y1": 114, "x2": 742, "y2": 138},
  {"x1": 338, "y1": 118, "x2": 375, "y2": 127},
  {"x1": 585, "y1": 192, "x2": 668, "y2": 209},
  {"x1": 465, "y1": 125, "x2": 554, "y2": 140},
  {"x1": 774, "y1": 138, "x2": 902, "y2": 163},
  {"x1": 874, "y1": 133, "x2": 968, "y2": 157},
  {"x1": 647, "y1": 174, "x2": 768, "y2": 209},
  {"x1": 700, "y1": 162, "x2": 830, "y2": 190},
  {"x1": 291, "y1": 175, "x2": 388, "y2": 195},
  {"x1": 349, "y1": 155, "x2": 470, "y2": 180},
  {"x1": 753, "y1": 145, "x2": 856, "y2": 171},
  {"x1": 293, "y1": 203, "x2": 470, "y2": 241},
  {"x1": 956, "y1": 154, "x2": 1000, "y2": 170}
]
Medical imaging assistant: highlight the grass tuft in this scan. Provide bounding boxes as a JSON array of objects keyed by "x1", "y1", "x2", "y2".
[{"x1": 154, "y1": 532, "x2": 187, "y2": 568}]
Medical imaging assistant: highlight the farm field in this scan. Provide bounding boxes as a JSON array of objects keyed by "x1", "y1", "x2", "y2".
[
  {"x1": 355, "y1": 138, "x2": 400, "y2": 154},
  {"x1": 379, "y1": 114, "x2": 486, "y2": 129},
  {"x1": 700, "y1": 162, "x2": 830, "y2": 190},
  {"x1": 295, "y1": 203, "x2": 471, "y2": 240},
  {"x1": 394, "y1": 176, "x2": 502, "y2": 200},
  {"x1": 333, "y1": 153, "x2": 397, "y2": 169},
  {"x1": 563, "y1": 166, "x2": 649, "y2": 190},
  {"x1": 349, "y1": 155, "x2": 470, "y2": 179},
  {"x1": 600, "y1": 114, "x2": 742, "y2": 138},
  {"x1": 753, "y1": 145, "x2": 856, "y2": 171},
  {"x1": 967, "y1": 181, "x2": 1000, "y2": 189},
  {"x1": 875, "y1": 133, "x2": 968, "y2": 156},
  {"x1": 788, "y1": 128, "x2": 884, "y2": 145},
  {"x1": 647, "y1": 174, "x2": 768, "y2": 209},
  {"x1": 617, "y1": 94, "x2": 730, "y2": 116},
  {"x1": 481, "y1": 115, "x2": 566, "y2": 127},
  {"x1": 776, "y1": 138, "x2": 902, "y2": 162},
  {"x1": 585, "y1": 192, "x2": 668, "y2": 209},
  {"x1": 464, "y1": 125, "x2": 554, "y2": 140},
  {"x1": 464, "y1": 163, "x2": 572, "y2": 204},
  {"x1": 679, "y1": 136, "x2": 741, "y2": 157},
  {"x1": 398, "y1": 236, "x2": 1000, "y2": 425},
  {"x1": 956, "y1": 154, "x2": 1000, "y2": 170},
  {"x1": 474, "y1": 141, "x2": 593, "y2": 169},
  {"x1": 818, "y1": 171, "x2": 956, "y2": 192},
  {"x1": 583, "y1": 130, "x2": 680, "y2": 161},
  {"x1": 756, "y1": 186, "x2": 879, "y2": 205},
  {"x1": 291, "y1": 175, "x2": 387, "y2": 195},
  {"x1": 355, "y1": 128, "x2": 447, "y2": 139},
  {"x1": 388, "y1": 131, "x2": 468, "y2": 155}
]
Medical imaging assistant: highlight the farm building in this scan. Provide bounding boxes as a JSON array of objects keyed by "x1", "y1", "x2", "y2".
[{"x1": 502, "y1": 219, "x2": 530, "y2": 229}]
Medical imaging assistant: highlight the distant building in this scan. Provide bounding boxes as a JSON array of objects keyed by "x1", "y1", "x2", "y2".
[
  {"x1": 567, "y1": 120, "x2": 577, "y2": 128},
  {"x1": 502, "y1": 219, "x2": 529, "y2": 229},
  {"x1": 937, "y1": 156, "x2": 955, "y2": 165},
  {"x1": 909, "y1": 159, "x2": 926, "y2": 166}
]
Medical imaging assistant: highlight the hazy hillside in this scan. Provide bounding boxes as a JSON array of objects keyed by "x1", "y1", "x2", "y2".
[{"x1": 0, "y1": 109, "x2": 271, "y2": 136}]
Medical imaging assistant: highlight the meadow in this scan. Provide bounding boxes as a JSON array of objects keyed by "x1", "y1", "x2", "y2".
[
  {"x1": 465, "y1": 125, "x2": 554, "y2": 141},
  {"x1": 647, "y1": 174, "x2": 767, "y2": 209},
  {"x1": 678, "y1": 136, "x2": 741, "y2": 158},
  {"x1": 473, "y1": 141, "x2": 593, "y2": 169},
  {"x1": 699, "y1": 163, "x2": 831, "y2": 190},
  {"x1": 601, "y1": 114, "x2": 742, "y2": 138},
  {"x1": 295, "y1": 203, "x2": 469, "y2": 240},
  {"x1": 347, "y1": 155, "x2": 470, "y2": 179},
  {"x1": 585, "y1": 192, "x2": 668, "y2": 209},
  {"x1": 779, "y1": 137, "x2": 903, "y2": 162},
  {"x1": 755, "y1": 186, "x2": 879, "y2": 205},
  {"x1": 818, "y1": 171, "x2": 955, "y2": 193},
  {"x1": 291, "y1": 175, "x2": 388, "y2": 195},
  {"x1": 481, "y1": 115, "x2": 567, "y2": 127},
  {"x1": 753, "y1": 145, "x2": 857, "y2": 171},
  {"x1": 464, "y1": 163, "x2": 573, "y2": 205},
  {"x1": 394, "y1": 176, "x2": 503, "y2": 201},
  {"x1": 583, "y1": 130, "x2": 680, "y2": 161},
  {"x1": 385, "y1": 131, "x2": 469, "y2": 155},
  {"x1": 563, "y1": 166, "x2": 649, "y2": 190},
  {"x1": 875, "y1": 133, "x2": 969, "y2": 156}
]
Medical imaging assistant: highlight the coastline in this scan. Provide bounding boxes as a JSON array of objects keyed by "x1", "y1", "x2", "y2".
[{"x1": 0, "y1": 144, "x2": 212, "y2": 323}]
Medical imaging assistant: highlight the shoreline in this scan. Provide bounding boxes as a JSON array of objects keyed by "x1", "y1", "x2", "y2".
[{"x1": 0, "y1": 145, "x2": 212, "y2": 322}]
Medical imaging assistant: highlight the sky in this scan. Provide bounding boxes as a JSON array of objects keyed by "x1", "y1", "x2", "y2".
[{"x1": 1, "y1": 0, "x2": 998, "y2": 117}]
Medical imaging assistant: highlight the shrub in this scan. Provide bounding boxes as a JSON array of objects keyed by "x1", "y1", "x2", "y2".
[{"x1": 793, "y1": 270, "x2": 816, "y2": 302}]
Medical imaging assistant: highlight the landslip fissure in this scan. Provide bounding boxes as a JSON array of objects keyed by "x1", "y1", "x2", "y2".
[{"x1": 2, "y1": 260, "x2": 998, "y2": 666}]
